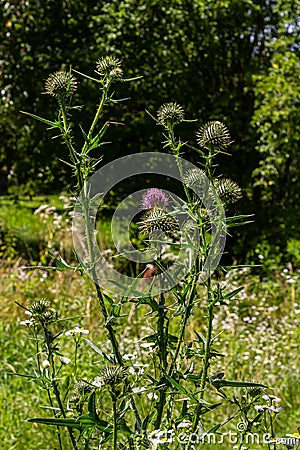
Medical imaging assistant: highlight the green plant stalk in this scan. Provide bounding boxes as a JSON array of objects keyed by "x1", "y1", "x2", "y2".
[
  {"x1": 42, "y1": 324, "x2": 78, "y2": 450},
  {"x1": 70, "y1": 82, "x2": 142, "y2": 429},
  {"x1": 153, "y1": 292, "x2": 169, "y2": 429},
  {"x1": 167, "y1": 125, "x2": 192, "y2": 205},
  {"x1": 157, "y1": 292, "x2": 168, "y2": 371},
  {"x1": 168, "y1": 274, "x2": 197, "y2": 377},
  {"x1": 82, "y1": 80, "x2": 111, "y2": 154},
  {"x1": 112, "y1": 393, "x2": 118, "y2": 450},
  {"x1": 191, "y1": 283, "x2": 214, "y2": 434},
  {"x1": 33, "y1": 325, "x2": 63, "y2": 450}
]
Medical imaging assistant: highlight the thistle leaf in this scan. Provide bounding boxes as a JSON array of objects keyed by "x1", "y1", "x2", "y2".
[{"x1": 20, "y1": 111, "x2": 61, "y2": 128}]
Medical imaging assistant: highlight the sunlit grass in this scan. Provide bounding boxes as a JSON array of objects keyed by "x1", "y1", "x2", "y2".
[{"x1": 0, "y1": 260, "x2": 299, "y2": 449}]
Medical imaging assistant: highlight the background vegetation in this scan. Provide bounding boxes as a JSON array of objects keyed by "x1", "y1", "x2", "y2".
[
  {"x1": 1, "y1": 0, "x2": 299, "y2": 263},
  {"x1": 0, "y1": 1, "x2": 299, "y2": 448}
]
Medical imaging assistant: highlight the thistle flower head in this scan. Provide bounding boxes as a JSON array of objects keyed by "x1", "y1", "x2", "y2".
[
  {"x1": 73, "y1": 380, "x2": 94, "y2": 396},
  {"x1": 44, "y1": 71, "x2": 77, "y2": 99},
  {"x1": 94, "y1": 366, "x2": 127, "y2": 388},
  {"x1": 138, "y1": 207, "x2": 179, "y2": 236},
  {"x1": 215, "y1": 178, "x2": 242, "y2": 204},
  {"x1": 29, "y1": 299, "x2": 50, "y2": 315},
  {"x1": 157, "y1": 102, "x2": 185, "y2": 127},
  {"x1": 142, "y1": 188, "x2": 169, "y2": 210},
  {"x1": 196, "y1": 121, "x2": 232, "y2": 151},
  {"x1": 28, "y1": 299, "x2": 57, "y2": 324},
  {"x1": 183, "y1": 168, "x2": 211, "y2": 196},
  {"x1": 96, "y1": 56, "x2": 123, "y2": 79},
  {"x1": 245, "y1": 385, "x2": 266, "y2": 398}
]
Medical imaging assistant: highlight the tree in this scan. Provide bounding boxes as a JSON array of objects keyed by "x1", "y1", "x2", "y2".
[
  {"x1": 1, "y1": 0, "x2": 299, "y2": 262},
  {"x1": 251, "y1": 0, "x2": 300, "y2": 262}
]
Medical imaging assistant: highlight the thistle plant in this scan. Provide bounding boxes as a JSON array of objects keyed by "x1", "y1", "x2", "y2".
[{"x1": 16, "y1": 60, "x2": 289, "y2": 449}]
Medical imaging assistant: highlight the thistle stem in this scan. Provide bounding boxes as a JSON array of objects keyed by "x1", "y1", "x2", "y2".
[{"x1": 191, "y1": 285, "x2": 214, "y2": 435}]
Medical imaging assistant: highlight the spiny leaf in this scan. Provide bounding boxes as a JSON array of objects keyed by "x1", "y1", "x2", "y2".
[
  {"x1": 20, "y1": 111, "x2": 62, "y2": 128},
  {"x1": 222, "y1": 286, "x2": 245, "y2": 300},
  {"x1": 211, "y1": 379, "x2": 268, "y2": 389},
  {"x1": 84, "y1": 338, "x2": 116, "y2": 364}
]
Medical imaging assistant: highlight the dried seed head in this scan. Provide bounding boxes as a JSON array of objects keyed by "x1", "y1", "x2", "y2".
[
  {"x1": 138, "y1": 207, "x2": 179, "y2": 236},
  {"x1": 44, "y1": 71, "x2": 78, "y2": 98},
  {"x1": 215, "y1": 178, "x2": 242, "y2": 204},
  {"x1": 96, "y1": 366, "x2": 127, "y2": 388},
  {"x1": 196, "y1": 121, "x2": 232, "y2": 151},
  {"x1": 157, "y1": 102, "x2": 185, "y2": 127},
  {"x1": 96, "y1": 56, "x2": 123, "y2": 79}
]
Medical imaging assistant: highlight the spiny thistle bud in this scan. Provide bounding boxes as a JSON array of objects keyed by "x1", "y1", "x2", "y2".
[
  {"x1": 73, "y1": 380, "x2": 94, "y2": 396},
  {"x1": 183, "y1": 168, "x2": 211, "y2": 197},
  {"x1": 68, "y1": 380, "x2": 94, "y2": 414},
  {"x1": 138, "y1": 207, "x2": 179, "y2": 236},
  {"x1": 245, "y1": 385, "x2": 266, "y2": 398},
  {"x1": 157, "y1": 102, "x2": 185, "y2": 127},
  {"x1": 28, "y1": 299, "x2": 58, "y2": 324},
  {"x1": 96, "y1": 56, "x2": 123, "y2": 79},
  {"x1": 44, "y1": 71, "x2": 77, "y2": 99},
  {"x1": 196, "y1": 121, "x2": 232, "y2": 151},
  {"x1": 94, "y1": 366, "x2": 127, "y2": 388},
  {"x1": 29, "y1": 299, "x2": 50, "y2": 315},
  {"x1": 41, "y1": 309, "x2": 57, "y2": 323},
  {"x1": 215, "y1": 178, "x2": 242, "y2": 204},
  {"x1": 141, "y1": 188, "x2": 169, "y2": 210}
]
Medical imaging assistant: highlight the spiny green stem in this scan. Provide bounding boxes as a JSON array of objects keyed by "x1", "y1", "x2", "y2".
[
  {"x1": 81, "y1": 80, "x2": 110, "y2": 157},
  {"x1": 168, "y1": 279, "x2": 197, "y2": 377},
  {"x1": 154, "y1": 389, "x2": 167, "y2": 430},
  {"x1": 153, "y1": 292, "x2": 169, "y2": 430},
  {"x1": 79, "y1": 173, "x2": 142, "y2": 429},
  {"x1": 191, "y1": 294, "x2": 214, "y2": 435},
  {"x1": 112, "y1": 393, "x2": 118, "y2": 450},
  {"x1": 43, "y1": 324, "x2": 78, "y2": 450},
  {"x1": 157, "y1": 292, "x2": 168, "y2": 371},
  {"x1": 167, "y1": 125, "x2": 192, "y2": 205}
]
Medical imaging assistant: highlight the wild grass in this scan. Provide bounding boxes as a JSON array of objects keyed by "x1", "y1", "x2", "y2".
[{"x1": 0, "y1": 255, "x2": 299, "y2": 449}]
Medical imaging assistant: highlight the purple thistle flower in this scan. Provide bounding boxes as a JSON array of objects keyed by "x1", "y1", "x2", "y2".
[{"x1": 141, "y1": 188, "x2": 169, "y2": 210}]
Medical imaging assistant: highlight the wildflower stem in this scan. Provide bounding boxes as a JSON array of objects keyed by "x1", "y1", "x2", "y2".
[
  {"x1": 153, "y1": 292, "x2": 169, "y2": 429},
  {"x1": 167, "y1": 125, "x2": 192, "y2": 205},
  {"x1": 191, "y1": 281, "x2": 214, "y2": 434},
  {"x1": 157, "y1": 292, "x2": 168, "y2": 371},
  {"x1": 112, "y1": 393, "x2": 118, "y2": 450},
  {"x1": 168, "y1": 275, "x2": 197, "y2": 377},
  {"x1": 42, "y1": 323, "x2": 78, "y2": 449},
  {"x1": 81, "y1": 80, "x2": 110, "y2": 156}
]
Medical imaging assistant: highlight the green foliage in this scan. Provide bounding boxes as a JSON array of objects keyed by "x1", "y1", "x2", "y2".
[
  {"x1": 250, "y1": 0, "x2": 300, "y2": 262},
  {"x1": 8, "y1": 57, "x2": 298, "y2": 449},
  {"x1": 1, "y1": 0, "x2": 299, "y2": 262}
]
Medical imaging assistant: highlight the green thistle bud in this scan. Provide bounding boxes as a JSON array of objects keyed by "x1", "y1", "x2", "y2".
[
  {"x1": 138, "y1": 207, "x2": 179, "y2": 236},
  {"x1": 29, "y1": 299, "x2": 50, "y2": 315},
  {"x1": 183, "y1": 168, "x2": 211, "y2": 199},
  {"x1": 44, "y1": 71, "x2": 78, "y2": 99},
  {"x1": 157, "y1": 102, "x2": 185, "y2": 127},
  {"x1": 96, "y1": 56, "x2": 123, "y2": 79},
  {"x1": 95, "y1": 366, "x2": 127, "y2": 388},
  {"x1": 73, "y1": 380, "x2": 94, "y2": 396},
  {"x1": 41, "y1": 309, "x2": 57, "y2": 323},
  {"x1": 196, "y1": 121, "x2": 232, "y2": 151},
  {"x1": 244, "y1": 383, "x2": 266, "y2": 399},
  {"x1": 215, "y1": 178, "x2": 242, "y2": 204}
]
